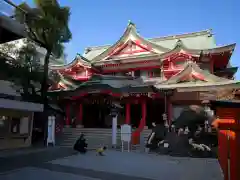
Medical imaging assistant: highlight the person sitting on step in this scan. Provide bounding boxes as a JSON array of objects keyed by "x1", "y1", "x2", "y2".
[{"x1": 73, "y1": 133, "x2": 88, "y2": 154}]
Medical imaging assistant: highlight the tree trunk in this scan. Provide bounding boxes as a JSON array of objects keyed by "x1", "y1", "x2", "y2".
[
  {"x1": 41, "y1": 49, "x2": 51, "y2": 146},
  {"x1": 41, "y1": 49, "x2": 51, "y2": 110}
]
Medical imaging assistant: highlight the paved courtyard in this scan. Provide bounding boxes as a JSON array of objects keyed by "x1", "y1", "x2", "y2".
[{"x1": 0, "y1": 148, "x2": 223, "y2": 180}]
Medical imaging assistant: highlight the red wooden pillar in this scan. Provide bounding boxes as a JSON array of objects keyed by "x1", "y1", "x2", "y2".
[
  {"x1": 236, "y1": 117, "x2": 240, "y2": 180},
  {"x1": 77, "y1": 104, "x2": 83, "y2": 127},
  {"x1": 125, "y1": 103, "x2": 131, "y2": 124},
  {"x1": 141, "y1": 100, "x2": 147, "y2": 127},
  {"x1": 65, "y1": 104, "x2": 70, "y2": 126},
  {"x1": 213, "y1": 107, "x2": 240, "y2": 180}
]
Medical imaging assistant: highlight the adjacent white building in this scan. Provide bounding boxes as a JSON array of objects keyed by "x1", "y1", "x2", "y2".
[{"x1": 0, "y1": 38, "x2": 66, "y2": 65}]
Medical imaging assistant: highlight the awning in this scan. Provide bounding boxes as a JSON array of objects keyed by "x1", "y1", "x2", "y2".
[
  {"x1": 0, "y1": 14, "x2": 26, "y2": 43},
  {"x1": 154, "y1": 81, "x2": 240, "y2": 92},
  {"x1": 0, "y1": 98, "x2": 43, "y2": 112}
]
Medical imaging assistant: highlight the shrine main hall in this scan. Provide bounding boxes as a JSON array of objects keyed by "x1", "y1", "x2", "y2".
[{"x1": 48, "y1": 21, "x2": 239, "y2": 130}]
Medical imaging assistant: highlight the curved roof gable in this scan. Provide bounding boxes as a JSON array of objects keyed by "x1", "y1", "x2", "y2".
[
  {"x1": 90, "y1": 21, "x2": 170, "y2": 62},
  {"x1": 163, "y1": 61, "x2": 229, "y2": 84},
  {"x1": 154, "y1": 61, "x2": 240, "y2": 91},
  {"x1": 49, "y1": 54, "x2": 92, "y2": 70},
  {"x1": 157, "y1": 40, "x2": 236, "y2": 62}
]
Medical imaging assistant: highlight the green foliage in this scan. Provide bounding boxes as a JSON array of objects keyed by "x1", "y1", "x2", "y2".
[
  {"x1": 17, "y1": 40, "x2": 41, "y2": 72},
  {"x1": 14, "y1": 0, "x2": 72, "y2": 105},
  {"x1": 15, "y1": 0, "x2": 72, "y2": 57},
  {"x1": 0, "y1": 39, "x2": 42, "y2": 80},
  {"x1": 0, "y1": 43, "x2": 43, "y2": 102}
]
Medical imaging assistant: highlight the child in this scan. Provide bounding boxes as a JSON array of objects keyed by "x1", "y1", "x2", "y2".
[{"x1": 96, "y1": 146, "x2": 107, "y2": 156}]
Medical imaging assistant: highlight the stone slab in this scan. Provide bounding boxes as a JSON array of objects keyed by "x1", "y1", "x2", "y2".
[
  {"x1": 50, "y1": 150, "x2": 223, "y2": 180},
  {"x1": 0, "y1": 167, "x2": 101, "y2": 180}
]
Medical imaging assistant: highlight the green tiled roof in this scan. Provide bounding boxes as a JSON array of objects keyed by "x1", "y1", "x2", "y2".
[{"x1": 83, "y1": 28, "x2": 216, "y2": 61}]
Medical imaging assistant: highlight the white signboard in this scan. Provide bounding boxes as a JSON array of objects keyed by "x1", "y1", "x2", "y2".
[
  {"x1": 120, "y1": 124, "x2": 132, "y2": 152},
  {"x1": 112, "y1": 116, "x2": 117, "y2": 147},
  {"x1": 164, "y1": 143, "x2": 169, "y2": 148},
  {"x1": 121, "y1": 124, "x2": 132, "y2": 142},
  {"x1": 47, "y1": 116, "x2": 55, "y2": 146},
  {"x1": 20, "y1": 117, "x2": 29, "y2": 134}
]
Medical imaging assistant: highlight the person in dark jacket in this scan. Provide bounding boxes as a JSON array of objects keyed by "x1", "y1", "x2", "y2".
[
  {"x1": 158, "y1": 125, "x2": 177, "y2": 154},
  {"x1": 146, "y1": 122, "x2": 167, "y2": 150},
  {"x1": 74, "y1": 134, "x2": 88, "y2": 154}
]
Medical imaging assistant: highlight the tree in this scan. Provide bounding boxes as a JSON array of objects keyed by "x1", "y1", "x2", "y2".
[
  {"x1": 15, "y1": 40, "x2": 42, "y2": 99},
  {"x1": 0, "y1": 39, "x2": 43, "y2": 102},
  {"x1": 14, "y1": 0, "x2": 72, "y2": 108}
]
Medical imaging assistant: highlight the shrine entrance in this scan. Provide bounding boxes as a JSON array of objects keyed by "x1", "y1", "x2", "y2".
[
  {"x1": 82, "y1": 104, "x2": 111, "y2": 128},
  {"x1": 81, "y1": 94, "x2": 113, "y2": 128},
  {"x1": 130, "y1": 104, "x2": 141, "y2": 128},
  {"x1": 146, "y1": 99, "x2": 165, "y2": 127}
]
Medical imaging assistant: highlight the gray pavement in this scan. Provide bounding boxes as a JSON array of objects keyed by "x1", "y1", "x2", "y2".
[
  {"x1": 0, "y1": 148, "x2": 223, "y2": 180},
  {"x1": 50, "y1": 150, "x2": 223, "y2": 180},
  {"x1": 0, "y1": 147, "x2": 75, "y2": 173},
  {"x1": 1, "y1": 167, "x2": 101, "y2": 180}
]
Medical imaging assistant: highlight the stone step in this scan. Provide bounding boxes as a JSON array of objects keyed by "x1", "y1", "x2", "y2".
[
  {"x1": 61, "y1": 138, "x2": 121, "y2": 143},
  {"x1": 60, "y1": 136, "x2": 149, "y2": 143},
  {"x1": 63, "y1": 128, "x2": 117, "y2": 133},
  {"x1": 58, "y1": 128, "x2": 152, "y2": 150},
  {"x1": 60, "y1": 132, "x2": 150, "y2": 140},
  {"x1": 62, "y1": 128, "x2": 151, "y2": 134},
  {"x1": 62, "y1": 134, "x2": 150, "y2": 141},
  {"x1": 63, "y1": 130, "x2": 112, "y2": 133}
]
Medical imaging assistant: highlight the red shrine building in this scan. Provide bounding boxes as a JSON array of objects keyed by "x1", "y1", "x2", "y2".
[{"x1": 49, "y1": 21, "x2": 239, "y2": 138}]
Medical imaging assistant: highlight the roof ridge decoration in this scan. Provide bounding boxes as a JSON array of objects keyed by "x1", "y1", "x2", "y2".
[
  {"x1": 90, "y1": 21, "x2": 171, "y2": 62},
  {"x1": 162, "y1": 61, "x2": 230, "y2": 84},
  {"x1": 148, "y1": 29, "x2": 213, "y2": 42}
]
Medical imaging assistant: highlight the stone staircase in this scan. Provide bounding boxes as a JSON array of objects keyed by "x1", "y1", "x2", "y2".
[{"x1": 58, "y1": 127, "x2": 151, "y2": 151}]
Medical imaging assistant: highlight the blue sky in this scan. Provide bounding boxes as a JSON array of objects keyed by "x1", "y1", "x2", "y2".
[{"x1": 10, "y1": 0, "x2": 240, "y2": 79}]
